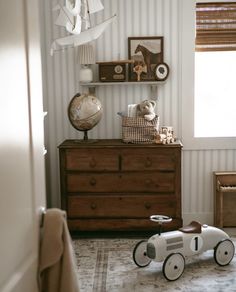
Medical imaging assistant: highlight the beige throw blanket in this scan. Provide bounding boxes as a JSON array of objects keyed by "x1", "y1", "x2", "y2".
[{"x1": 38, "y1": 208, "x2": 80, "y2": 292}]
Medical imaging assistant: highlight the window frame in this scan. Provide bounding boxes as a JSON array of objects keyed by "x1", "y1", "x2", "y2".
[{"x1": 181, "y1": 0, "x2": 236, "y2": 150}]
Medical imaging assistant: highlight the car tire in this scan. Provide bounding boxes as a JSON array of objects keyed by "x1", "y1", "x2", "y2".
[
  {"x1": 214, "y1": 239, "x2": 235, "y2": 266},
  {"x1": 133, "y1": 240, "x2": 151, "y2": 267},
  {"x1": 162, "y1": 253, "x2": 185, "y2": 281}
]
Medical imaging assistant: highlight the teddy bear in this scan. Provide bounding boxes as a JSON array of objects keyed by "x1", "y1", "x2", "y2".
[{"x1": 137, "y1": 99, "x2": 156, "y2": 121}]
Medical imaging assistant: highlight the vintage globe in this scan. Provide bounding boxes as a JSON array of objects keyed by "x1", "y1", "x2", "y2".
[{"x1": 68, "y1": 93, "x2": 103, "y2": 140}]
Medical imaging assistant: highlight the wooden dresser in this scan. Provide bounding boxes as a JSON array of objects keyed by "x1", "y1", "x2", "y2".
[{"x1": 58, "y1": 139, "x2": 183, "y2": 234}]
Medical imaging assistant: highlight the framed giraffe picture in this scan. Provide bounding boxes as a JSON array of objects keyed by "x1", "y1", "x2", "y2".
[{"x1": 128, "y1": 36, "x2": 164, "y2": 82}]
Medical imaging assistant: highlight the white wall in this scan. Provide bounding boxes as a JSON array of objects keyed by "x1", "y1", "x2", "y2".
[
  {"x1": 40, "y1": 0, "x2": 236, "y2": 225},
  {"x1": 0, "y1": 0, "x2": 46, "y2": 290}
]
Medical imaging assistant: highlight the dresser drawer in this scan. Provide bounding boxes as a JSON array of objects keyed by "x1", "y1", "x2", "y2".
[
  {"x1": 121, "y1": 149, "x2": 176, "y2": 171},
  {"x1": 65, "y1": 149, "x2": 119, "y2": 171},
  {"x1": 59, "y1": 139, "x2": 182, "y2": 233},
  {"x1": 67, "y1": 172, "x2": 175, "y2": 193},
  {"x1": 67, "y1": 195, "x2": 176, "y2": 218}
]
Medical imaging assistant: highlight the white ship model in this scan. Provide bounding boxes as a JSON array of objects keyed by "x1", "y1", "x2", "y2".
[{"x1": 51, "y1": 0, "x2": 116, "y2": 55}]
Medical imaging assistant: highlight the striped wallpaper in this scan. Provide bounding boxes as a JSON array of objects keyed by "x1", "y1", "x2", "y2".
[{"x1": 40, "y1": 0, "x2": 236, "y2": 225}]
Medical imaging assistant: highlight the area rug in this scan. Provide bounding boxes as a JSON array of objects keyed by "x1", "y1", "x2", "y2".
[{"x1": 73, "y1": 238, "x2": 236, "y2": 292}]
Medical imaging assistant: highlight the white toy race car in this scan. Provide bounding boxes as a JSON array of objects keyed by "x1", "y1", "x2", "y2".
[{"x1": 133, "y1": 215, "x2": 235, "y2": 281}]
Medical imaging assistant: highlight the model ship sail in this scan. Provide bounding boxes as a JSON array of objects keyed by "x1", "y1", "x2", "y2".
[
  {"x1": 87, "y1": 0, "x2": 104, "y2": 14},
  {"x1": 51, "y1": 0, "x2": 116, "y2": 55}
]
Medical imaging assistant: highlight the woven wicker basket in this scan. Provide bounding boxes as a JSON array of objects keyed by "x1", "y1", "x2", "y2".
[{"x1": 122, "y1": 115, "x2": 159, "y2": 143}]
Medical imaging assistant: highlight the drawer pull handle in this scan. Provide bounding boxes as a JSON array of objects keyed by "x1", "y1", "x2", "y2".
[
  {"x1": 90, "y1": 178, "x2": 97, "y2": 186},
  {"x1": 145, "y1": 158, "x2": 152, "y2": 167},
  {"x1": 145, "y1": 203, "x2": 151, "y2": 209},
  {"x1": 145, "y1": 179, "x2": 152, "y2": 186},
  {"x1": 91, "y1": 203, "x2": 97, "y2": 209},
  {"x1": 89, "y1": 158, "x2": 97, "y2": 168}
]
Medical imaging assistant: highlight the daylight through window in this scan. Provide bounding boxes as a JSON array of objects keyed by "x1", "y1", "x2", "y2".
[{"x1": 195, "y1": 2, "x2": 236, "y2": 138}]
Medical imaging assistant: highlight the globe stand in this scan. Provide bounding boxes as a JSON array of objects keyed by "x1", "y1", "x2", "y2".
[
  {"x1": 68, "y1": 93, "x2": 102, "y2": 144},
  {"x1": 74, "y1": 130, "x2": 98, "y2": 143},
  {"x1": 83, "y1": 130, "x2": 88, "y2": 141}
]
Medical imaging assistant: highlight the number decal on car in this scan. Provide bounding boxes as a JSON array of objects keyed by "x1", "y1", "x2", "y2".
[{"x1": 190, "y1": 236, "x2": 203, "y2": 252}]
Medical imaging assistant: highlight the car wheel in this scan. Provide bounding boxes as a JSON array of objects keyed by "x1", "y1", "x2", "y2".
[
  {"x1": 133, "y1": 240, "x2": 151, "y2": 267},
  {"x1": 214, "y1": 239, "x2": 235, "y2": 266},
  {"x1": 162, "y1": 253, "x2": 185, "y2": 281}
]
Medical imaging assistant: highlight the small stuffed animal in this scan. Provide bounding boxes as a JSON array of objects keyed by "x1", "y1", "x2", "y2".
[
  {"x1": 137, "y1": 99, "x2": 156, "y2": 121},
  {"x1": 155, "y1": 133, "x2": 166, "y2": 144},
  {"x1": 155, "y1": 126, "x2": 175, "y2": 144}
]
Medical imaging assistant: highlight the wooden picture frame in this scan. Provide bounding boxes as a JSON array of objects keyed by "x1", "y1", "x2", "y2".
[{"x1": 128, "y1": 36, "x2": 164, "y2": 82}]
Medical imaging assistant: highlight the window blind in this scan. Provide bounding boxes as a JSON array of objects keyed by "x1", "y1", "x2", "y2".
[{"x1": 196, "y1": 2, "x2": 236, "y2": 51}]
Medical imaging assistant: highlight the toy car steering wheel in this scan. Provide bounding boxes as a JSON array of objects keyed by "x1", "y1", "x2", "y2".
[{"x1": 150, "y1": 215, "x2": 172, "y2": 224}]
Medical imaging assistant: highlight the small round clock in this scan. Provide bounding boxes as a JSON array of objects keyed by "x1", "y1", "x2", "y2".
[
  {"x1": 114, "y1": 65, "x2": 123, "y2": 74},
  {"x1": 155, "y1": 63, "x2": 169, "y2": 81}
]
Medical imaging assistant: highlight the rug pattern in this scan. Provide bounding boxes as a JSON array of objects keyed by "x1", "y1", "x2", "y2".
[{"x1": 73, "y1": 238, "x2": 236, "y2": 292}]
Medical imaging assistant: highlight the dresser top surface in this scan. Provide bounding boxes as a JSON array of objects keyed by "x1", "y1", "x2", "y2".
[{"x1": 58, "y1": 139, "x2": 183, "y2": 149}]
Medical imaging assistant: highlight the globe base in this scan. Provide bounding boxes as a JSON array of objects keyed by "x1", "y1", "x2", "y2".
[
  {"x1": 73, "y1": 130, "x2": 98, "y2": 143},
  {"x1": 74, "y1": 139, "x2": 98, "y2": 144}
]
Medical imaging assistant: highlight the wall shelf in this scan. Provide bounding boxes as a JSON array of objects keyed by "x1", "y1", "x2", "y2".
[
  {"x1": 80, "y1": 81, "x2": 166, "y2": 86},
  {"x1": 79, "y1": 81, "x2": 166, "y2": 100}
]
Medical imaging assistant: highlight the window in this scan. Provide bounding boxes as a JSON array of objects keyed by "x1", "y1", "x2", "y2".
[{"x1": 195, "y1": 2, "x2": 236, "y2": 138}]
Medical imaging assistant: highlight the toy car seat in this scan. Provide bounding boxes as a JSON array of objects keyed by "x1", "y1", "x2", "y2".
[{"x1": 179, "y1": 221, "x2": 202, "y2": 234}]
